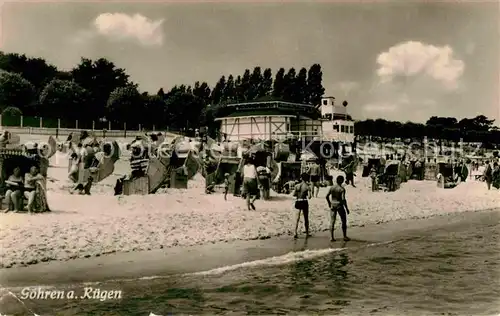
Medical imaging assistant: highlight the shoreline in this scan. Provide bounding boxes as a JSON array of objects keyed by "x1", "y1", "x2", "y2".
[
  {"x1": 3, "y1": 174, "x2": 500, "y2": 270},
  {"x1": 2, "y1": 207, "x2": 498, "y2": 288}
]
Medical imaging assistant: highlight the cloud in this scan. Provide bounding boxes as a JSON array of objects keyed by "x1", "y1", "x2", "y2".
[
  {"x1": 94, "y1": 13, "x2": 164, "y2": 46},
  {"x1": 363, "y1": 102, "x2": 398, "y2": 113},
  {"x1": 335, "y1": 81, "x2": 359, "y2": 95},
  {"x1": 362, "y1": 41, "x2": 465, "y2": 122},
  {"x1": 71, "y1": 13, "x2": 164, "y2": 47},
  {"x1": 376, "y1": 41, "x2": 464, "y2": 90},
  {"x1": 72, "y1": 29, "x2": 97, "y2": 45}
]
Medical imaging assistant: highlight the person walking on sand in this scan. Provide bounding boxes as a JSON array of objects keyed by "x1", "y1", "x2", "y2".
[
  {"x1": 343, "y1": 157, "x2": 356, "y2": 188},
  {"x1": 484, "y1": 160, "x2": 493, "y2": 190},
  {"x1": 326, "y1": 175, "x2": 351, "y2": 242},
  {"x1": 292, "y1": 173, "x2": 312, "y2": 239},
  {"x1": 492, "y1": 162, "x2": 500, "y2": 189},
  {"x1": 242, "y1": 157, "x2": 259, "y2": 210},
  {"x1": 369, "y1": 165, "x2": 378, "y2": 192},
  {"x1": 223, "y1": 173, "x2": 230, "y2": 200},
  {"x1": 308, "y1": 160, "x2": 321, "y2": 198}
]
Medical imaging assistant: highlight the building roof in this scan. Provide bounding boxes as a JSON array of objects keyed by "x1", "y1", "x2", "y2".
[
  {"x1": 215, "y1": 109, "x2": 296, "y2": 120},
  {"x1": 215, "y1": 101, "x2": 321, "y2": 120}
]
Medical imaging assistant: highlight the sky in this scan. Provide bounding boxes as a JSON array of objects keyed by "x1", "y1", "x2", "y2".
[{"x1": 0, "y1": 0, "x2": 499, "y2": 124}]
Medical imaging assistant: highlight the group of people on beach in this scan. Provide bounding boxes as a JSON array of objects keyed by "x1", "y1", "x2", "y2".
[
  {"x1": 2, "y1": 165, "x2": 48, "y2": 213},
  {"x1": 483, "y1": 160, "x2": 500, "y2": 190},
  {"x1": 238, "y1": 155, "x2": 351, "y2": 241},
  {"x1": 66, "y1": 131, "x2": 115, "y2": 195},
  {"x1": 291, "y1": 171, "x2": 351, "y2": 242}
]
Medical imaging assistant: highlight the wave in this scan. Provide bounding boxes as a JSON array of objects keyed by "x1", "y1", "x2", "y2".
[
  {"x1": 3, "y1": 240, "x2": 396, "y2": 291},
  {"x1": 187, "y1": 240, "x2": 395, "y2": 277}
]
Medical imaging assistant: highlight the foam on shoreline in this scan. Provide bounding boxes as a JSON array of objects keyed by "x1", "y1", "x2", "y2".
[{"x1": 1, "y1": 141, "x2": 499, "y2": 270}]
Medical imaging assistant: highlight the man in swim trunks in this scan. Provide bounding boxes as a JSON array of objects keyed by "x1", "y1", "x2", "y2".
[
  {"x1": 293, "y1": 173, "x2": 312, "y2": 239},
  {"x1": 242, "y1": 156, "x2": 259, "y2": 210},
  {"x1": 326, "y1": 175, "x2": 350, "y2": 242},
  {"x1": 308, "y1": 160, "x2": 321, "y2": 197}
]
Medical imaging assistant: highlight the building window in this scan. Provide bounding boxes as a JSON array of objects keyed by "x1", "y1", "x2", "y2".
[
  {"x1": 349, "y1": 126, "x2": 354, "y2": 133},
  {"x1": 322, "y1": 100, "x2": 328, "y2": 105}
]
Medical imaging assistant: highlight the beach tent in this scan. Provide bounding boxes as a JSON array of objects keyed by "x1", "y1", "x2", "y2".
[
  {"x1": 274, "y1": 142, "x2": 290, "y2": 162},
  {"x1": 300, "y1": 149, "x2": 317, "y2": 162}
]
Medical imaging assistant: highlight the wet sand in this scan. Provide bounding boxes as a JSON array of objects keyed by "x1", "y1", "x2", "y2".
[{"x1": 2, "y1": 208, "x2": 498, "y2": 288}]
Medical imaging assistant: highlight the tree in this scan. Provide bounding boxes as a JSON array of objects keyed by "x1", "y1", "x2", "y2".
[
  {"x1": 234, "y1": 75, "x2": 243, "y2": 102},
  {"x1": 55, "y1": 71, "x2": 72, "y2": 81},
  {"x1": 210, "y1": 76, "x2": 226, "y2": 105},
  {"x1": 200, "y1": 104, "x2": 223, "y2": 137},
  {"x1": 0, "y1": 72, "x2": 37, "y2": 113},
  {"x1": 260, "y1": 68, "x2": 273, "y2": 98},
  {"x1": 143, "y1": 93, "x2": 167, "y2": 128},
  {"x1": 2, "y1": 106, "x2": 22, "y2": 116},
  {"x1": 306, "y1": 64, "x2": 325, "y2": 106},
  {"x1": 71, "y1": 57, "x2": 132, "y2": 120},
  {"x1": 426, "y1": 116, "x2": 458, "y2": 129},
  {"x1": 39, "y1": 79, "x2": 89, "y2": 119},
  {"x1": 165, "y1": 90, "x2": 205, "y2": 129},
  {"x1": 247, "y1": 67, "x2": 263, "y2": 100},
  {"x1": 157, "y1": 88, "x2": 165, "y2": 98},
  {"x1": 223, "y1": 75, "x2": 236, "y2": 102},
  {"x1": 193, "y1": 81, "x2": 211, "y2": 104},
  {"x1": 458, "y1": 115, "x2": 495, "y2": 132},
  {"x1": 272, "y1": 68, "x2": 285, "y2": 99},
  {"x1": 107, "y1": 85, "x2": 144, "y2": 125},
  {"x1": 0, "y1": 52, "x2": 58, "y2": 90},
  {"x1": 282, "y1": 68, "x2": 297, "y2": 102},
  {"x1": 240, "y1": 69, "x2": 251, "y2": 101},
  {"x1": 294, "y1": 67, "x2": 308, "y2": 103}
]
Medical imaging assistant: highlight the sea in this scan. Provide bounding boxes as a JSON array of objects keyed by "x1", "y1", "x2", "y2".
[{"x1": 2, "y1": 210, "x2": 499, "y2": 316}]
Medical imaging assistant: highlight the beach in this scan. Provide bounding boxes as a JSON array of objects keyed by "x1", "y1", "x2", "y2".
[
  {"x1": 0, "y1": 137, "x2": 499, "y2": 269},
  {"x1": 1, "y1": 208, "x2": 499, "y2": 315}
]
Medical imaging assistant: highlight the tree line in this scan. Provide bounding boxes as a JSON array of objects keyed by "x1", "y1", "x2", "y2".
[
  {"x1": 0, "y1": 51, "x2": 497, "y2": 146},
  {"x1": 355, "y1": 115, "x2": 500, "y2": 146},
  {"x1": 0, "y1": 51, "x2": 325, "y2": 131}
]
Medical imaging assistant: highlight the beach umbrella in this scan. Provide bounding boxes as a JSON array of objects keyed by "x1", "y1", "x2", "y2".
[{"x1": 108, "y1": 140, "x2": 121, "y2": 163}]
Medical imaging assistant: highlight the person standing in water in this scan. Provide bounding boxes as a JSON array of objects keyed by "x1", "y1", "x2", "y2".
[
  {"x1": 242, "y1": 156, "x2": 259, "y2": 210},
  {"x1": 293, "y1": 173, "x2": 312, "y2": 239},
  {"x1": 326, "y1": 175, "x2": 351, "y2": 242}
]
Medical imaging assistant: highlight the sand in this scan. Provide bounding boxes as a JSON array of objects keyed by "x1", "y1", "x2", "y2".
[
  {"x1": 0, "y1": 135, "x2": 499, "y2": 269},
  {"x1": 3, "y1": 208, "x2": 498, "y2": 287}
]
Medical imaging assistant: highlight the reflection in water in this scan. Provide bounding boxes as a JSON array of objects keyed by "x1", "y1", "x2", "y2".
[{"x1": 3, "y1": 218, "x2": 499, "y2": 316}]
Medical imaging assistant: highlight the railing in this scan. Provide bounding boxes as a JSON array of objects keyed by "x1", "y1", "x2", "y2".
[
  {"x1": 1, "y1": 126, "x2": 182, "y2": 139},
  {"x1": 223, "y1": 130, "x2": 360, "y2": 142}
]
